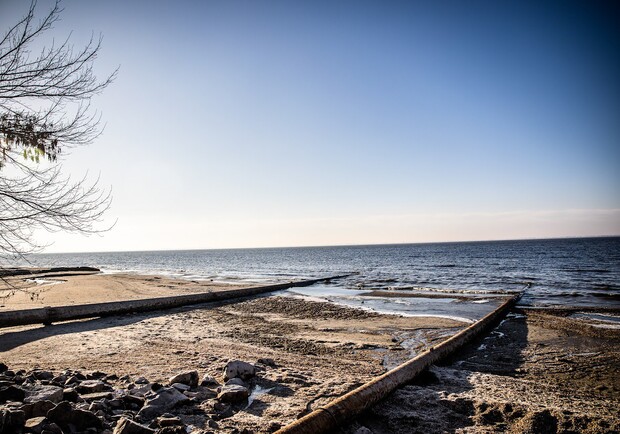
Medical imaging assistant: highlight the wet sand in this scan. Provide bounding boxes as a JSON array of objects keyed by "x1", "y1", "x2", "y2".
[
  {"x1": 345, "y1": 308, "x2": 620, "y2": 434},
  {"x1": 0, "y1": 272, "x2": 464, "y2": 432},
  {"x1": 1, "y1": 272, "x2": 618, "y2": 433}
]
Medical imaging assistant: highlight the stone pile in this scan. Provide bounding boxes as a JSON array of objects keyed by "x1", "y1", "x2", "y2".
[{"x1": 0, "y1": 359, "x2": 271, "y2": 434}]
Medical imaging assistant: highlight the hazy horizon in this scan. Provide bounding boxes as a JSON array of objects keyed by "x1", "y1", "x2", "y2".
[{"x1": 33, "y1": 234, "x2": 620, "y2": 256}]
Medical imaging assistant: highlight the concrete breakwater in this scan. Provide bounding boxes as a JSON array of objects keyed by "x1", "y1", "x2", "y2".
[{"x1": 0, "y1": 274, "x2": 351, "y2": 328}]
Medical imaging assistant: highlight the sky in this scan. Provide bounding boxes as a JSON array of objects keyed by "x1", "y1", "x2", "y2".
[{"x1": 1, "y1": 0, "x2": 619, "y2": 252}]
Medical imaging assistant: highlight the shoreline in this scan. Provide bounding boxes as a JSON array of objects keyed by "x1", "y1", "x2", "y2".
[{"x1": 1, "y1": 272, "x2": 618, "y2": 433}]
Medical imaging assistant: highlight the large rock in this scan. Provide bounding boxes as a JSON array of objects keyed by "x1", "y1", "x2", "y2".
[
  {"x1": 24, "y1": 416, "x2": 47, "y2": 434},
  {"x1": 168, "y1": 371, "x2": 198, "y2": 388},
  {"x1": 76, "y1": 380, "x2": 110, "y2": 394},
  {"x1": 136, "y1": 387, "x2": 189, "y2": 420},
  {"x1": 20, "y1": 400, "x2": 55, "y2": 419},
  {"x1": 31, "y1": 370, "x2": 54, "y2": 381},
  {"x1": 0, "y1": 385, "x2": 25, "y2": 403},
  {"x1": 46, "y1": 401, "x2": 102, "y2": 431},
  {"x1": 217, "y1": 384, "x2": 249, "y2": 404},
  {"x1": 0, "y1": 409, "x2": 26, "y2": 433},
  {"x1": 223, "y1": 360, "x2": 255, "y2": 381},
  {"x1": 23, "y1": 385, "x2": 63, "y2": 404},
  {"x1": 113, "y1": 417, "x2": 156, "y2": 434}
]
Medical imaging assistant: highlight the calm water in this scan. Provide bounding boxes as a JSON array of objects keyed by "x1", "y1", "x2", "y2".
[{"x1": 27, "y1": 237, "x2": 620, "y2": 310}]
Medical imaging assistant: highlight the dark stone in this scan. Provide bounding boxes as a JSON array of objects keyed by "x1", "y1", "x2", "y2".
[
  {"x1": 80, "y1": 391, "x2": 113, "y2": 401},
  {"x1": 0, "y1": 408, "x2": 26, "y2": 433},
  {"x1": 157, "y1": 427, "x2": 186, "y2": 434},
  {"x1": 20, "y1": 400, "x2": 55, "y2": 419},
  {"x1": 75, "y1": 380, "x2": 111, "y2": 394},
  {"x1": 31, "y1": 371, "x2": 54, "y2": 381},
  {"x1": 217, "y1": 384, "x2": 249, "y2": 404},
  {"x1": 156, "y1": 415, "x2": 182, "y2": 427},
  {"x1": 257, "y1": 358, "x2": 277, "y2": 367},
  {"x1": 122, "y1": 394, "x2": 145, "y2": 408},
  {"x1": 113, "y1": 417, "x2": 156, "y2": 434},
  {"x1": 0, "y1": 385, "x2": 26, "y2": 403},
  {"x1": 46, "y1": 401, "x2": 102, "y2": 431},
  {"x1": 0, "y1": 363, "x2": 8, "y2": 373},
  {"x1": 62, "y1": 388, "x2": 79, "y2": 403},
  {"x1": 167, "y1": 371, "x2": 198, "y2": 388},
  {"x1": 86, "y1": 371, "x2": 107, "y2": 380}
]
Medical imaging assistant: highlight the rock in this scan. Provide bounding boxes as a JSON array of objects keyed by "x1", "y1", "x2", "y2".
[
  {"x1": 168, "y1": 371, "x2": 198, "y2": 388},
  {"x1": 20, "y1": 400, "x2": 55, "y2": 419},
  {"x1": 217, "y1": 384, "x2": 249, "y2": 404},
  {"x1": 76, "y1": 380, "x2": 111, "y2": 394},
  {"x1": 87, "y1": 371, "x2": 107, "y2": 380},
  {"x1": 80, "y1": 391, "x2": 114, "y2": 401},
  {"x1": 50, "y1": 375, "x2": 67, "y2": 386},
  {"x1": 354, "y1": 427, "x2": 374, "y2": 434},
  {"x1": 200, "y1": 375, "x2": 218, "y2": 386},
  {"x1": 225, "y1": 378, "x2": 247, "y2": 387},
  {"x1": 223, "y1": 360, "x2": 255, "y2": 381},
  {"x1": 157, "y1": 427, "x2": 186, "y2": 434},
  {"x1": 0, "y1": 409, "x2": 26, "y2": 432},
  {"x1": 0, "y1": 384, "x2": 26, "y2": 403},
  {"x1": 24, "y1": 416, "x2": 48, "y2": 434},
  {"x1": 62, "y1": 388, "x2": 79, "y2": 402},
  {"x1": 23, "y1": 385, "x2": 64, "y2": 404},
  {"x1": 31, "y1": 371, "x2": 54, "y2": 381},
  {"x1": 137, "y1": 387, "x2": 189, "y2": 420},
  {"x1": 170, "y1": 383, "x2": 190, "y2": 392},
  {"x1": 41, "y1": 421, "x2": 62, "y2": 434},
  {"x1": 257, "y1": 358, "x2": 277, "y2": 367},
  {"x1": 46, "y1": 401, "x2": 102, "y2": 431},
  {"x1": 0, "y1": 363, "x2": 8, "y2": 373},
  {"x1": 156, "y1": 415, "x2": 182, "y2": 427},
  {"x1": 113, "y1": 417, "x2": 156, "y2": 434},
  {"x1": 122, "y1": 394, "x2": 145, "y2": 409},
  {"x1": 134, "y1": 377, "x2": 149, "y2": 385}
]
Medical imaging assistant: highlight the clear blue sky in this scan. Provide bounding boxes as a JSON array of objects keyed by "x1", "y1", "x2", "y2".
[{"x1": 1, "y1": 0, "x2": 619, "y2": 251}]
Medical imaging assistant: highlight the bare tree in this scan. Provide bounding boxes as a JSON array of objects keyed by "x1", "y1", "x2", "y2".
[{"x1": 0, "y1": 0, "x2": 117, "y2": 263}]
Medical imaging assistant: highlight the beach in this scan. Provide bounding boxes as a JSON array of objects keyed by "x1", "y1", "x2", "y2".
[{"x1": 1, "y1": 272, "x2": 619, "y2": 433}]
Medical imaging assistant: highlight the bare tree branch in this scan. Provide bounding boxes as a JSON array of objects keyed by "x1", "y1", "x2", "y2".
[{"x1": 0, "y1": 0, "x2": 116, "y2": 265}]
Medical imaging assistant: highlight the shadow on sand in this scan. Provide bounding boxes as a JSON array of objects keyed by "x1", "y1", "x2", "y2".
[
  {"x1": 344, "y1": 309, "x2": 530, "y2": 434},
  {"x1": 0, "y1": 295, "x2": 267, "y2": 353}
]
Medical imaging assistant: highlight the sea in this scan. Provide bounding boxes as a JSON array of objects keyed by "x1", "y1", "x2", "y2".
[{"x1": 25, "y1": 237, "x2": 620, "y2": 322}]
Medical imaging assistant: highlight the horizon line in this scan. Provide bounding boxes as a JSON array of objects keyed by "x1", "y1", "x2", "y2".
[{"x1": 37, "y1": 234, "x2": 620, "y2": 255}]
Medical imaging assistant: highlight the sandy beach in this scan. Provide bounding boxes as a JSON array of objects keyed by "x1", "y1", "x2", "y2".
[{"x1": 1, "y1": 272, "x2": 618, "y2": 433}]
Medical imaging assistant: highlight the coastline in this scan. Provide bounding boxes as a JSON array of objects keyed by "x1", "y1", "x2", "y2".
[{"x1": 1, "y1": 272, "x2": 618, "y2": 433}]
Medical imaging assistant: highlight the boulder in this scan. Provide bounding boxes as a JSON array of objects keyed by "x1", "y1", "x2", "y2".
[
  {"x1": 225, "y1": 378, "x2": 247, "y2": 387},
  {"x1": 113, "y1": 417, "x2": 156, "y2": 434},
  {"x1": 46, "y1": 401, "x2": 102, "y2": 431},
  {"x1": 223, "y1": 360, "x2": 255, "y2": 381},
  {"x1": 136, "y1": 387, "x2": 189, "y2": 420},
  {"x1": 0, "y1": 363, "x2": 8, "y2": 373},
  {"x1": 24, "y1": 416, "x2": 47, "y2": 434},
  {"x1": 62, "y1": 388, "x2": 79, "y2": 402},
  {"x1": 170, "y1": 383, "x2": 190, "y2": 392},
  {"x1": 200, "y1": 374, "x2": 218, "y2": 386},
  {"x1": 31, "y1": 371, "x2": 54, "y2": 381},
  {"x1": 80, "y1": 391, "x2": 114, "y2": 401},
  {"x1": 156, "y1": 415, "x2": 182, "y2": 427},
  {"x1": 23, "y1": 385, "x2": 63, "y2": 404},
  {"x1": 217, "y1": 384, "x2": 249, "y2": 404},
  {"x1": 0, "y1": 385, "x2": 26, "y2": 403},
  {"x1": 20, "y1": 400, "x2": 55, "y2": 419},
  {"x1": 168, "y1": 371, "x2": 198, "y2": 388},
  {"x1": 0, "y1": 409, "x2": 26, "y2": 432},
  {"x1": 76, "y1": 380, "x2": 110, "y2": 394}
]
